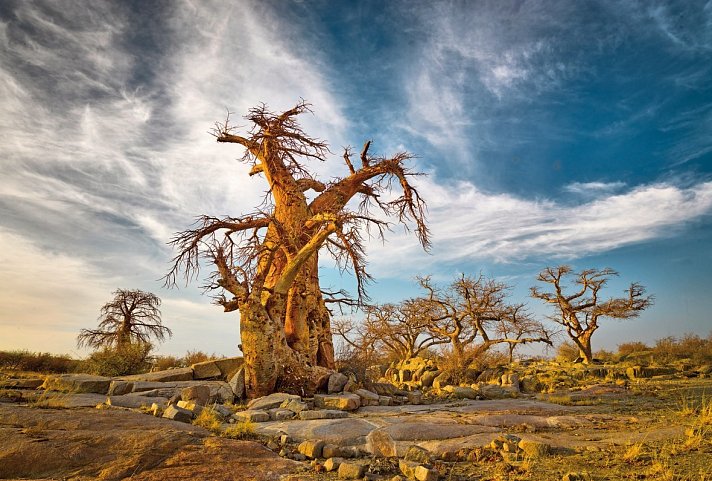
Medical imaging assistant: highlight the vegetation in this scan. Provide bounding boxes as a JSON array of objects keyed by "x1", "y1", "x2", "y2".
[
  {"x1": 82, "y1": 342, "x2": 153, "y2": 377},
  {"x1": 165, "y1": 101, "x2": 429, "y2": 398},
  {"x1": 0, "y1": 350, "x2": 80, "y2": 373},
  {"x1": 531, "y1": 266, "x2": 653, "y2": 364}
]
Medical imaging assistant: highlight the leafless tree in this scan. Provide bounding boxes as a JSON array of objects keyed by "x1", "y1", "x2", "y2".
[
  {"x1": 530, "y1": 266, "x2": 653, "y2": 364},
  {"x1": 77, "y1": 289, "x2": 171, "y2": 350},
  {"x1": 165, "y1": 102, "x2": 429, "y2": 397},
  {"x1": 419, "y1": 274, "x2": 552, "y2": 368}
]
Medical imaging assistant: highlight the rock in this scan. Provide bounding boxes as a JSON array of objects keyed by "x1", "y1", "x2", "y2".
[
  {"x1": 343, "y1": 380, "x2": 359, "y2": 392},
  {"x1": 324, "y1": 456, "x2": 344, "y2": 472},
  {"x1": 298, "y1": 439, "x2": 325, "y2": 459},
  {"x1": 562, "y1": 473, "x2": 591, "y2": 481},
  {"x1": 213, "y1": 357, "x2": 244, "y2": 378},
  {"x1": 118, "y1": 367, "x2": 194, "y2": 382},
  {"x1": 107, "y1": 381, "x2": 134, "y2": 396},
  {"x1": 269, "y1": 408, "x2": 296, "y2": 421},
  {"x1": 479, "y1": 384, "x2": 516, "y2": 399},
  {"x1": 228, "y1": 367, "x2": 246, "y2": 399},
  {"x1": 281, "y1": 398, "x2": 310, "y2": 413},
  {"x1": 414, "y1": 465, "x2": 438, "y2": 481},
  {"x1": 369, "y1": 382, "x2": 397, "y2": 396},
  {"x1": 150, "y1": 402, "x2": 162, "y2": 416},
  {"x1": 404, "y1": 445, "x2": 432, "y2": 464},
  {"x1": 355, "y1": 389, "x2": 380, "y2": 406},
  {"x1": 491, "y1": 434, "x2": 521, "y2": 452},
  {"x1": 107, "y1": 395, "x2": 168, "y2": 409},
  {"x1": 298, "y1": 409, "x2": 349, "y2": 420},
  {"x1": 407, "y1": 390, "x2": 423, "y2": 405},
  {"x1": 518, "y1": 440, "x2": 550, "y2": 458},
  {"x1": 432, "y1": 373, "x2": 451, "y2": 390},
  {"x1": 293, "y1": 453, "x2": 307, "y2": 461},
  {"x1": 248, "y1": 392, "x2": 301, "y2": 411},
  {"x1": 314, "y1": 393, "x2": 360, "y2": 411},
  {"x1": 42, "y1": 374, "x2": 111, "y2": 394},
  {"x1": 176, "y1": 400, "x2": 203, "y2": 415},
  {"x1": 420, "y1": 370, "x2": 440, "y2": 388},
  {"x1": 379, "y1": 396, "x2": 392, "y2": 406},
  {"x1": 328, "y1": 372, "x2": 349, "y2": 393},
  {"x1": 181, "y1": 385, "x2": 211, "y2": 406},
  {"x1": 162, "y1": 404, "x2": 193, "y2": 423},
  {"x1": 190, "y1": 360, "x2": 223, "y2": 379},
  {"x1": 0, "y1": 378, "x2": 44, "y2": 389},
  {"x1": 338, "y1": 461, "x2": 366, "y2": 479},
  {"x1": 399, "y1": 459, "x2": 418, "y2": 479},
  {"x1": 129, "y1": 380, "x2": 234, "y2": 403},
  {"x1": 366, "y1": 429, "x2": 397, "y2": 457},
  {"x1": 391, "y1": 477, "x2": 405, "y2": 481},
  {"x1": 443, "y1": 386, "x2": 479, "y2": 399},
  {"x1": 233, "y1": 410, "x2": 270, "y2": 422},
  {"x1": 322, "y1": 444, "x2": 342, "y2": 458}
]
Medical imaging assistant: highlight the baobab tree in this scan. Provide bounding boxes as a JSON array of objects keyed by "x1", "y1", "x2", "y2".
[
  {"x1": 419, "y1": 274, "x2": 552, "y2": 368},
  {"x1": 530, "y1": 266, "x2": 653, "y2": 364},
  {"x1": 166, "y1": 102, "x2": 429, "y2": 397},
  {"x1": 77, "y1": 289, "x2": 171, "y2": 349}
]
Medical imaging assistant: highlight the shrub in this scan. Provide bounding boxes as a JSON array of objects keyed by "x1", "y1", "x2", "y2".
[
  {"x1": 151, "y1": 355, "x2": 181, "y2": 371},
  {"x1": 617, "y1": 341, "x2": 649, "y2": 357},
  {"x1": 556, "y1": 341, "x2": 580, "y2": 362},
  {"x1": 182, "y1": 350, "x2": 219, "y2": 366},
  {"x1": 0, "y1": 350, "x2": 80, "y2": 373},
  {"x1": 223, "y1": 420, "x2": 256, "y2": 440},
  {"x1": 82, "y1": 343, "x2": 153, "y2": 377},
  {"x1": 192, "y1": 408, "x2": 223, "y2": 434}
]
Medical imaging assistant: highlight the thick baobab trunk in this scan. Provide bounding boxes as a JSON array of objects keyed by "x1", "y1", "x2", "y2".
[{"x1": 575, "y1": 334, "x2": 594, "y2": 364}]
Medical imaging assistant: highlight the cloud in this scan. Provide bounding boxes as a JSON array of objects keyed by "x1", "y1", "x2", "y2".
[
  {"x1": 367, "y1": 179, "x2": 712, "y2": 275},
  {"x1": 563, "y1": 181, "x2": 627, "y2": 195}
]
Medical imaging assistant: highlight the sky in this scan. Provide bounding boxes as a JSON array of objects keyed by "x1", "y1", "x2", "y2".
[{"x1": 0, "y1": 0, "x2": 711, "y2": 358}]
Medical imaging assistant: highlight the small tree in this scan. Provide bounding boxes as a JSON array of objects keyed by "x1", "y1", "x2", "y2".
[
  {"x1": 77, "y1": 289, "x2": 172, "y2": 350},
  {"x1": 530, "y1": 266, "x2": 653, "y2": 364}
]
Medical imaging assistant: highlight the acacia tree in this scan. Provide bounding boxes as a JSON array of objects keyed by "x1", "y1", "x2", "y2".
[
  {"x1": 419, "y1": 274, "x2": 552, "y2": 368},
  {"x1": 166, "y1": 102, "x2": 428, "y2": 397},
  {"x1": 530, "y1": 266, "x2": 653, "y2": 364},
  {"x1": 77, "y1": 289, "x2": 171, "y2": 349}
]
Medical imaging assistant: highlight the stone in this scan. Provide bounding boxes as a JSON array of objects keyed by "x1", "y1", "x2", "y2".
[
  {"x1": 379, "y1": 396, "x2": 392, "y2": 406},
  {"x1": 399, "y1": 459, "x2": 418, "y2": 479},
  {"x1": 298, "y1": 439, "x2": 326, "y2": 459},
  {"x1": 314, "y1": 393, "x2": 360, "y2": 411},
  {"x1": 369, "y1": 382, "x2": 397, "y2": 396},
  {"x1": 212, "y1": 403, "x2": 233, "y2": 419},
  {"x1": 391, "y1": 477, "x2": 405, "y2": 481},
  {"x1": 269, "y1": 408, "x2": 296, "y2": 421},
  {"x1": 407, "y1": 390, "x2": 423, "y2": 405},
  {"x1": 414, "y1": 465, "x2": 438, "y2": 481},
  {"x1": 328, "y1": 372, "x2": 349, "y2": 393},
  {"x1": 518, "y1": 440, "x2": 550, "y2": 458},
  {"x1": 343, "y1": 380, "x2": 359, "y2": 392},
  {"x1": 233, "y1": 409, "x2": 270, "y2": 423},
  {"x1": 181, "y1": 385, "x2": 211, "y2": 406},
  {"x1": 298, "y1": 409, "x2": 349, "y2": 420},
  {"x1": 443, "y1": 386, "x2": 478, "y2": 399},
  {"x1": 338, "y1": 462, "x2": 366, "y2": 479},
  {"x1": 281, "y1": 398, "x2": 310, "y2": 412},
  {"x1": 107, "y1": 381, "x2": 134, "y2": 396},
  {"x1": 366, "y1": 429, "x2": 397, "y2": 457},
  {"x1": 355, "y1": 389, "x2": 380, "y2": 406},
  {"x1": 107, "y1": 395, "x2": 168, "y2": 409},
  {"x1": 176, "y1": 399, "x2": 203, "y2": 414},
  {"x1": 404, "y1": 445, "x2": 432, "y2": 464},
  {"x1": 213, "y1": 357, "x2": 244, "y2": 378},
  {"x1": 562, "y1": 473, "x2": 591, "y2": 481},
  {"x1": 162, "y1": 404, "x2": 193, "y2": 423},
  {"x1": 479, "y1": 384, "x2": 515, "y2": 399},
  {"x1": 118, "y1": 367, "x2": 194, "y2": 382},
  {"x1": 228, "y1": 367, "x2": 246, "y2": 399},
  {"x1": 322, "y1": 444, "x2": 342, "y2": 458},
  {"x1": 324, "y1": 457, "x2": 344, "y2": 472},
  {"x1": 0, "y1": 378, "x2": 44, "y2": 389},
  {"x1": 248, "y1": 392, "x2": 301, "y2": 411},
  {"x1": 190, "y1": 360, "x2": 223, "y2": 379},
  {"x1": 491, "y1": 434, "x2": 521, "y2": 452},
  {"x1": 42, "y1": 374, "x2": 111, "y2": 394},
  {"x1": 150, "y1": 402, "x2": 162, "y2": 416},
  {"x1": 420, "y1": 370, "x2": 440, "y2": 388}
]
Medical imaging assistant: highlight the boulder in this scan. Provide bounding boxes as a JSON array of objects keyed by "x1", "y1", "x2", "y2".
[
  {"x1": 414, "y1": 465, "x2": 438, "y2": 481},
  {"x1": 322, "y1": 444, "x2": 343, "y2": 458},
  {"x1": 162, "y1": 404, "x2": 193, "y2": 423},
  {"x1": 214, "y1": 357, "x2": 244, "y2": 378},
  {"x1": 328, "y1": 372, "x2": 349, "y2": 393},
  {"x1": 324, "y1": 457, "x2": 344, "y2": 472},
  {"x1": 443, "y1": 386, "x2": 478, "y2": 399},
  {"x1": 118, "y1": 367, "x2": 193, "y2": 382},
  {"x1": 233, "y1": 410, "x2": 270, "y2": 423},
  {"x1": 282, "y1": 398, "x2": 310, "y2": 412},
  {"x1": 298, "y1": 439, "x2": 325, "y2": 459},
  {"x1": 338, "y1": 462, "x2": 366, "y2": 479},
  {"x1": 228, "y1": 367, "x2": 246, "y2": 399},
  {"x1": 407, "y1": 390, "x2": 423, "y2": 405},
  {"x1": 248, "y1": 392, "x2": 301, "y2": 410},
  {"x1": 354, "y1": 389, "x2": 380, "y2": 406},
  {"x1": 404, "y1": 445, "x2": 432, "y2": 464},
  {"x1": 369, "y1": 382, "x2": 397, "y2": 396},
  {"x1": 181, "y1": 385, "x2": 211, "y2": 406},
  {"x1": 269, "y1": 408, "x2": 296, "y2": 421},
  {"x1": 420, "y1": 370, "x2": 440, "y2": 388},
  {"x1": 432, "y1": 373, "x2": 450, "y2": 390},
  {"x1": 379, "y1": 396, "x2": 392, "y2": 406},
  {"x1": 366, "y1": 429, "x2": 397, "y2": 457},
  {"x1": 106, "y1": 395, "x2": 168, "y2": 409},
  {"x1": 190, "y1": 360, "x2": 223, "y2": 380},
  {"x1": 314, "y1": 393, "x2": 360, "y2": 411},
  {"x1": 298, "y1": 410, "x2": 349, "y2": 420},
  {"x1": 0, "y1": 378, "x2": 44, "y2": 389},
  {"x1": 176, "y1": 400, "x2": 203, "y2": 415},
  {"x1": 42, "y1": 374, "x2": 111, "y2": 394},
  {"x1": 479, "y1": 384, "x2": 516, "y2": 399},
  {"x1": 107, "y1": 381, "x2": 134, "y2": 396},
  {"x1": 399, "y1": 459, "x2": 418, "y2": 479},
  {"x1": 518, "y1": 440, "x2": 551, "y2": 458}
]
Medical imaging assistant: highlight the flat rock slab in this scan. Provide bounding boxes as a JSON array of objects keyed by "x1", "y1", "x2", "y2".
[
  {"x1": 0, "y1": 378, "x2": 44, "y2": 389},
  {"x1": 248, "y1": 393, "x2": 301, "y2": 411},
  {"x1": 107, "y1": 395, "x2": 169, "y2": 409},
  {"x1": 117, "y1": 367, "x2": 194, "y2": 382},
  {"x1": 58, "y1": 393, "x2": 109, "y2": 408},
  {"x1": 42, "y1": 375, "x2": 112, "y2": 394},
  {"x1": 256, "y1": 418, "x2": 381, "y2": 445},
  {"x1": 381, "y1": 421, "x2": 498, "y2": 441}
]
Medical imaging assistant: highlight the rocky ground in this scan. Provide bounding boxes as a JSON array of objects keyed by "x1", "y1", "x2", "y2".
[{"x1": 1, "y1": 376, "x2": 710, "y2": 480}]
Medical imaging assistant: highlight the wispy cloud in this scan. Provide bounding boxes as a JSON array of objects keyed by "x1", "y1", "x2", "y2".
[{"x1": 563, "y1": 181, "x2": 626, "y2": 195}]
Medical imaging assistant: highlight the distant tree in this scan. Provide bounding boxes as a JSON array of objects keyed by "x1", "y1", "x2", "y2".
[
  {"x1": 530, "y1": 266, "x2": 653, "y2": 364},
  {"x1": 77, "y1": 289, "x2": 171, "y2": 350},
  {"x1": 419, "y1": 274, "x2": 552, "y2": 368}
]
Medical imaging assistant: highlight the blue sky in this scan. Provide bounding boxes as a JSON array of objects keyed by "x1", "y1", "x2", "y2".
[{"x1": 0, "y1": 0, "x2": 710, "y2": 357}]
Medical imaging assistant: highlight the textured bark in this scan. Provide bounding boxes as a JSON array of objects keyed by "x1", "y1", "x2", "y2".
[{"x1": 166, "y1": 102, "x2": 428, "y2": 397}]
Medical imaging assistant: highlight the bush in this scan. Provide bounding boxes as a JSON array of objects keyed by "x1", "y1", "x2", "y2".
[
  {"x1": 182, "y1": 350, "x2": 219, "y2": 366},
  {"x1": 151, "y1": 355, "x2": 181, "y2": 371},
  {"x1": 82, "y1": 343, "x2": 153, "y2": 377},
  {"x1": 617, "y1": 341, "x2": 650, "y2": 357},
  {"x1": 0, "y1": 350, "x2": 80, "y2": 373},
  {"x1": 556, "y1": 341, "x2": 580, "y2": 362}
]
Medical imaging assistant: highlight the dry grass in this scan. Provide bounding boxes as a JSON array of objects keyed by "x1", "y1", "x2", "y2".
[
  {"x1": 192, "y1": 408, "x2": 223, "y2": 434},
  {"x1": 29, "y1": 391, "x2": 69, "y2": 409},
  {"x1": 223, "y1": 419, "x2": 256, "y2": 440}
]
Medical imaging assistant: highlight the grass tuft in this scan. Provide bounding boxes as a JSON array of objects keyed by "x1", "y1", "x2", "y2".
[{"x1": 223, "y1": 419, "x2": 256, "y2": 440}]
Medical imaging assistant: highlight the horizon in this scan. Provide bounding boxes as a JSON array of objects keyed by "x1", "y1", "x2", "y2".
[{"x1": 1, "y1": 0, "x2": 711, "y2": 357}]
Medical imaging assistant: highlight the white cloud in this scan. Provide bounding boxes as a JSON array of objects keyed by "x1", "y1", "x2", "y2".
[{"x1": 563, "y1": 181, "x2": 627, "y2": 195}]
